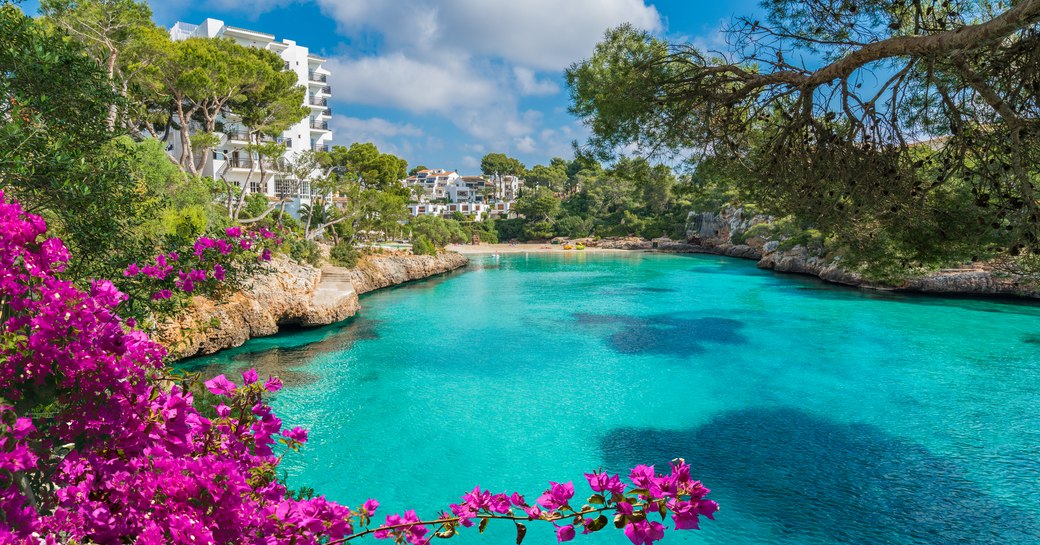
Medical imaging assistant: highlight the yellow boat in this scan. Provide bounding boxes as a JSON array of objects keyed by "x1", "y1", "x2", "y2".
[
  {"x1": 575, "y1": 243, "x2": 586, "y2": 250},
  {"x1": 563, "y1": 244, "x2": 574, "y2": 250}
]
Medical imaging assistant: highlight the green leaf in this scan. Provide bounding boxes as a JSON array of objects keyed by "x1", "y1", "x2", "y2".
[
  {"x1": 658, "y1": 500, "x2": 668, "y2": 520},
  {"x1": 478, "y1": 517, "x2": 489, "y2": 534},
  {"x1": 614, "y1": 514, "x2": 626, "y2": 529},
  {"x1": 515, "y1": 522, "x2": 527, "y2": 545},
  {"x1": 592, "y1": 515, "x2": 609, "y2": 532},
  {"x1": 588, "y1": 494, "x2": 605, "y2": 505}
]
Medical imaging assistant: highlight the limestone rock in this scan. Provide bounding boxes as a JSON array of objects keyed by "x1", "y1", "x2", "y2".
[{"x1": 156, "y1": 252, "x2": 468, "y2": 360}]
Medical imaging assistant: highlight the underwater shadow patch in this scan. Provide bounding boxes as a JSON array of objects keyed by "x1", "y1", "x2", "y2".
[
  {"x1": 600, "y1": 407, "x2": 1040, "y2": 544},
  {"x1": 1022, "y1": 334, "x2": 1040, "y2": 345},
  {"x1": 574, "y1": 313, "x2": 747, "y2": 357},
  {"x1": 181, "y1": 317, "x2": 382, "y2": 387},
  {"x1": 773, "y1": 279, "x2": 1040, "y2": 318}
]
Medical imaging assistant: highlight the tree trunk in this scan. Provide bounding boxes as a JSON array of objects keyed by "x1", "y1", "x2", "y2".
[
  {"x1": 105, "y1": 48, "x2": 119, "y2": 131},
  {"x1": 175, "y1": 98, "x2": 198, "y2": 175}
]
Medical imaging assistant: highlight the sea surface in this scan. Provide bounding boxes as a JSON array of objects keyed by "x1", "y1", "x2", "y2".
[{"x1": 185, "y1": 252, "x2": 1040, "y2": 545}]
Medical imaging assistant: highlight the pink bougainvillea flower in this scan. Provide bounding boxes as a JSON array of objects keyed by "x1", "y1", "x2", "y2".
[
  {"x1": 283, "y1": 426, "x2": 308, "y2": 444},
  {"x1": 362, "y1": 499, "x2": 379, "y2": 516},
  {"x1": 264, "y1": 375, "x2": 283, "y2": 392},
  {"x1": 555, "y1": 524, "x2": 576, "y2": 543},
  {"x1": 624, "y1": 519, "x2": 666, "y2": 545},
  {"x1": 204, "y1": 374, "x2": 237, "y2": 397},
  {"x1": 629, "y1": 465, "x2": 656, "y2": 490},
  {"x1": 537, "y1": 481, "x2": 574, "y2": 510},
  {"x1": 586, "y1": 472, "x2": 626, "y2": 495},
  {"x1": 242, "y1": 368, "x2": 259, "y2": 385}
]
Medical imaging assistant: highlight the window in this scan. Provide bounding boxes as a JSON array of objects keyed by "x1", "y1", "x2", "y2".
[{"x1": 276, "y1": 179, "x2": 296, "y2": 199}]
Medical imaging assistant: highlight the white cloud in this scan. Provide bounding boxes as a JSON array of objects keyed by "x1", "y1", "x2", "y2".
[
  {"x1": 331, "y1": 116, "x2": 422, "y2": 138},
  {"x1": 329, "y1": 115, "x2": 424, "y2": 155},
  {"x1": 513, "y1": 67, "x2": 559, "y2": 96},
  {"x1": 515, "y1": 136, "x2": 537, "y2": 154},
  {"x1": 315, "y1": 0, "x2": 660, "y2": 70},
  {"x1": 326, "y1": 54, "x2": 497, "y2": 114},
  {"x1": 461, "y1": 155, "x2": 480, "y2": 169},
  {"x1": 313, "y1": 0, "x2": 661, "y2": 159}
]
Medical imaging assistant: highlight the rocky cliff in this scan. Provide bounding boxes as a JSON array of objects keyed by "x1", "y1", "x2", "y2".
[
  {"x1": 157, "y1": 252, "x2": 469, "y2": 360},
  {"x1": 668, "y1": 208, "x2": 1040, "y2": 299}
]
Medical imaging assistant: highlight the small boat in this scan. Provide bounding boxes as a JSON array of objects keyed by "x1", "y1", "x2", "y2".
[
  {"x1": 575, "y1": 243, "x2": 586, "y2": 250},
  {"x1": 563, "y1": 244, "x2": 574, "y2": 250}
]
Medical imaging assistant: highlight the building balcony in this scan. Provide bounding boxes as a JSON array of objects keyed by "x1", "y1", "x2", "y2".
[
  {"x1": 225, "y1": 130, "x2": 276, "y2": 143},
  {"x1": 309, "y1": 120, "x2": 329, "y2": 131},
  {"x1": 308, "y1": 71, "x2": 327, "y2": 83},
  {"x1": 312, "y1": 143, "x2": 330, "y2": 152},
  {"x1": 319, "y1": 85, "x2": 332, "y2": 95},
  {"x1": 226, "y1": 157, "x2": 278, "y2": 170},
  {"x1": 284, "y1": 61, "x2": 291, "y2": 71},
  {"x1": 309, "y1": 97, "x2": 328, "y2": 107}
]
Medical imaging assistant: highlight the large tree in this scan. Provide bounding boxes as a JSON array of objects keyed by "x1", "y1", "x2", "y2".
[
  {"x1": 224, "y1": 46, "x2": 308, "y2": 219},
  {"x1": 39, "y1": 0, "x2": 167, "y2": 131},
  {"x1": 480, "y1": 152, "x2": 526, "y2": 177},
  {"x1": 526, "y1": 163, "x2": 568, "y2": 193},
  {"x1": 323, "y1": 142, "x2": 408, "y2": 192},
  {"x1": 0, "y1": 4, "x2": 156, "y2": 281},
  {"x1": 568, "y1": 1, "x2": 1040, "y2": 272}
]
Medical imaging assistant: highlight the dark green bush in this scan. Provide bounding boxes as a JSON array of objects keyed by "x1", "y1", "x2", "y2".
[
  {"x1": 411, "y1": 235, "x2": 437, "y2": 256},
  {"x1": 287, "y1": 238, "x2": 321, "y2": 267},
  {"x1": 329, "y1": 242, "x2": 359, "y2": 268},
  {"x1": 494, "y1": 218, "x2": 525, "y2": 241}
]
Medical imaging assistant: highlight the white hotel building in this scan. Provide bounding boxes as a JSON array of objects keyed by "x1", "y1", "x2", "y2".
[{"x1": 168, "y1": 19, "x2": 333, "y2": 211}]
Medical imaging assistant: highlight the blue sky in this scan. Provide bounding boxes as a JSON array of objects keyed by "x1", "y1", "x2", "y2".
[{"x1": 22, "y1": 0, "x2": 762, "y2": 173}]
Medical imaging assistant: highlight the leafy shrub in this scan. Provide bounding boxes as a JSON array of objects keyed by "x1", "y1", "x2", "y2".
[
  {"x1": 494, "y1": 218, "x2": 525, "y2": 241},
  {"x1": 410, "y1": 215, "x2": 466, "y2": 247},
  {"x1": 556, "y1": 215, "x2": 593, "y2": 238},
  {"x1": 330, "y1": 241, "x2": 360, "y2": 268},
  {"x1": 287, "y1": 238, "x2": 321, "y2": 266},
  {"x1": 465, "y1": 219, "x2": 499, "y2": 244},
  {"x1": 411, "y1": 235, "x2": 437, "y2": 255},
  {"x1": 523, "y1": 220, "x2": 556, "y2": 241}
]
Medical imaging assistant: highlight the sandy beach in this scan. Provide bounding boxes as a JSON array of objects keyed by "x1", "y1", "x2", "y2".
[{"x1": 450, "y1": 243, "x2": 637, "y2": 255}]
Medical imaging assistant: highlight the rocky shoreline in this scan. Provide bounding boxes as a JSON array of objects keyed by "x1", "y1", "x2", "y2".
[
  {"x1": 655, "y1": 208, "x2": 1040, "y2": 300},
  {"x1": 157, "y1": 252, "x2": 469, "y2": 360}
]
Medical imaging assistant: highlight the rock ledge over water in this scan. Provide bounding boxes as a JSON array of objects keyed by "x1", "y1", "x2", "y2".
[
  {"x1": 157, "y1": 252, "x2": 468, "y2": 360},
  {"x1": 670, "y1": 208, "x2": 1040, "y2": 299}
]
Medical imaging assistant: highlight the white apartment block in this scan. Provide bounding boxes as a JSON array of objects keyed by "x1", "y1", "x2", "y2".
[
  {"x1": 168, "y1": 19, "x2": 333, "y2": 213},
  {"x1": 403, "y1": 169, "x2": 524, "y2": 220},
  {"x1": 403, "y1": 169, "x2": 460, "y2": 201}
]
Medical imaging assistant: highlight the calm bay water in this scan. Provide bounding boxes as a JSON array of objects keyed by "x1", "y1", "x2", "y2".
[{"x1": 186, "y1": 252, "x2": 1040, "y2": 545}]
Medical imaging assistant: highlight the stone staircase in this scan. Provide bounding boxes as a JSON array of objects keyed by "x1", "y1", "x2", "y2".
[{"x1": 304, "y1": 267, "x2": 359, "y2": 325}]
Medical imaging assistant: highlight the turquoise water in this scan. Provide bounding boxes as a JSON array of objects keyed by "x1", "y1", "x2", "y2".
[{"x1": 187, "y1": 253, "x2": 1040, "y2": 545}]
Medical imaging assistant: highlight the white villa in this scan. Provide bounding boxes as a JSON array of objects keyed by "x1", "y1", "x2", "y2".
[
  {"x1": 168, "y1": 19, "x2": 333, "y2": 213},
  {"x1": 404, "y1": 169, "x2": 524, "y2": 220}
]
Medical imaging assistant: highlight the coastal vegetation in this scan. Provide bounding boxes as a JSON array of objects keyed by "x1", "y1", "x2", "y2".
[{"x1": 566, "y1": 0, "x2": 1040, "y2": 280}]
